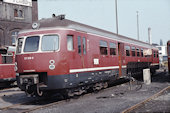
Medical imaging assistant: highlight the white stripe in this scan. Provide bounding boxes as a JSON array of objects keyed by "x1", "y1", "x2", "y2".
[
  {"x1": 150, "y1": 63, "x2": 159, "y2": 66},
  {"x1": 23, "y1": 70, "x2": 35, "y2": 72},
  {"x1": 122, "y1": 65, "x2": 127, "y2": 68},
  {"x1": 0, "y1": 64, "x2": 15, "y2": 66},
  {"x1": 70, "y1": 65, "x2": 126, "y2": 73}
]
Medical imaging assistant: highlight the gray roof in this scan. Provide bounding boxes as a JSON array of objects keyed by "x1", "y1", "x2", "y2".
[{"x1": 21, "y1": 16, "x2": 157, "y2": 50}]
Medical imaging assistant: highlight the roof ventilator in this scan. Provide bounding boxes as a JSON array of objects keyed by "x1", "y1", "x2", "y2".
[{"x1": 52, "y1": 14, "x2": 65, "y2": 20}]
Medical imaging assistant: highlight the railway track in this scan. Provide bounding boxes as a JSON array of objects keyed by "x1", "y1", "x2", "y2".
[
  {"x1": 0, "y1": 79, "x2": 130, "y2": 113},
  {"x1": 0, "y1": 93, "x2": 64, "y2": 113},
  {"x1": 122, "y1": 86, "x2": 170, "y2": 113}
]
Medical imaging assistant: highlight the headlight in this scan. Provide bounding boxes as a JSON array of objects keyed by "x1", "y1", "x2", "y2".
[{"x1": 14, "y1": 62, "x2": 18, "y2": 71}]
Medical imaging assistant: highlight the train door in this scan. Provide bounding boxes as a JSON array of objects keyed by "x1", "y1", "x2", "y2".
[
  {"x1": 77, "y1": 35, "x2": 88, "y2": 68},
  {"x1": 77, "y1": 35, "x2": 87, "y2": 68},
  {"x1": 118, "y1": 42, "x2": 124, "y2": 77}
]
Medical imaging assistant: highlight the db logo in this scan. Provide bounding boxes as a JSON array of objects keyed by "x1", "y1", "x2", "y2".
[{"x1": 49, "y1": 60, "x2": 55, "y2": 70}]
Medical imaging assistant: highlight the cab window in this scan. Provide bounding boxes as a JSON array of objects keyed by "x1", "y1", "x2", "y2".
[
  {"x1": 42, "y1": 35, "x2": 59, "y2": 51},
  {"x1": 24, "y1": 36, "x2": 39, "y2": 52}
]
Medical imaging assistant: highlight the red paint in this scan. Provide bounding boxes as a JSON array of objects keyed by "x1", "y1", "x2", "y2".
[
  {"x1": 167, "y1": 41, "x2": 170, "y2": 73},
  {"x1": 16, "y1": 29, "x2": 159, "y2": 76},
  {"x1": 0, "y1": 51, "x2": 16, "y2": 80}
]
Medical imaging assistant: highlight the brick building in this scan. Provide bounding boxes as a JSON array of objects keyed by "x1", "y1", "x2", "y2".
[{"x1": 0, "y1": 0, "x2": 38, "y2": 47}]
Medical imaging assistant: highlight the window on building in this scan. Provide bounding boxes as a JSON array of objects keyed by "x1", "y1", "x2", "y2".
[
  {"x1": 83, "y1": 37, "x2": 86, "y2": 54},
  {"x1": 14, "y1": 9, "x2": 24, "y2": 18},
  {"x1": 100, "y1": 40, "x2": 108, "y2": 55},
  {"x1": 14, "y1": 9, "x2": 18, "y2": 17},
  {"x1": 125, "y1": 46, "x2": 130, "y2": 56},
  {"x1": 78, "y1": 36, "x2": 81, "y2": 54},
  {"x1": 137, "y1": 48, "x2": 140, "y2": 57},
  {"x1": 110, "y1": 42, "x2": 116, "y2": 55},
  {"x1": 141, "y1": 48, "x2": 144, "y2": 57},
  {"x1": 18, "y1": 10, "x2": 23, "y2": 18},
  {"x1": 132, "y1": 47, "x2": 136, "y2": 56},
  {"x1": 158, "y1": 47, "x2": 162, "y2": 50},
  {"x1": 67, "y1": 35, "x2": 74, "y2": 51},
  {"x1": 11, "y1": 31, "x2": 19, "y2": 45}
]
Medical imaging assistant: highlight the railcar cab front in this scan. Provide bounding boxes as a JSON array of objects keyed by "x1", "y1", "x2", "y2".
[{"x1": 16, "y1": 33, "x2": 60, "y2": 96}]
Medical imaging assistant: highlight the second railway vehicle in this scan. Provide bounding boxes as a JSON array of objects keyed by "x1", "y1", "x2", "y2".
[
  {"x1": 167, "y1": 41, "x2": 170, "y2": 73},
  {"x1": 15, "y1": 15, "x2": 159, "y2": 96},
  {"x1": 0, "y1": 46, "x2": 16, "y2": 87}
]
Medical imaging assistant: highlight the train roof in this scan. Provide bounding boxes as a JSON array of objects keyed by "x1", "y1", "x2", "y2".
[{"x1": 20, "y1": 15, "x2": 158, "y2": 50}]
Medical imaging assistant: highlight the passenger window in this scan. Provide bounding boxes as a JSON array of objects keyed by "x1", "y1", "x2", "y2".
[
  {"x1": 67, "y1": 35, "x2": 74, "y2": 51},
  {"x1": 137, "y1": 48, "x2": 140, "y2": 57},
  {"x1": 83, "y1": 37, "x2": 86, "y2": 54},
  {"x1": 132, "y1": 47, "x2": 136, "y2": 56},
  {"x1": 141, "y1": 48, "x2": 144, "y2": 57},
  {"x1": 78, "y1": 36, "x2": 81, "y2": 54},
  {"x1": 125, "y1": 46, "x2": 130, "y2": 56},
  {"x1": 110, "y1": 43, "x2": 116, "y2": 55},
  {"x1": 100, "y1": 41, "x2": 108, "y2": 55}
]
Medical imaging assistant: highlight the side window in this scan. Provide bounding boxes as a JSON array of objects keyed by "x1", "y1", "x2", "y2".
[
  {"x1": 11, "y1": 31, "x2": 19, "y2": 46},
  {"x1": 100, "y1": 40, "x2": 108, "y2": 55},
  {"x1": 132, "y1": 47, "x2": 136, "y2": 57},
  {"x1": 78, "y1": 36, "x2": 81, "y2": 54},
  {"x1": 67, "y1": 35, "x2": 74, "y2": 51},
  {"x1": 83, "y1": 37, "x2": 86, "y2": 54},
  {"x1": 2, "y1": 53, "x2": 13, "y2": 64},
  {"x1": 16, "y1": 38, "x2": 24, "y2": 53},
  {"x1": 157, "y1": 51, "x2": 159, "y2": 58},
  {"x1": 137, "y1": 48, "x2": 140, "y2": 57},
  {"x1": 110, "y1": 42, "x2": 116, "y2": 55},
  {"x1": 154, "y1": 51, "x2": 156, "y2": 57},
  {"x1": 141, "y1": 48, "x2": 144, "y2": 57},
  {"x1": 125, "y1": 46, "x2": 130, "y2": 56}
]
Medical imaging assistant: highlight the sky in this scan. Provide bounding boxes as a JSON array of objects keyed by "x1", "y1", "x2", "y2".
[{"x1": 38, "y1": 0, "x2": 170, "y2": 45}]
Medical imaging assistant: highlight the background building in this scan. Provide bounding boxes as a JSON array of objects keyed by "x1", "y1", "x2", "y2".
[
  {"x1": 0, "y1": 0, "x2": 38, "y2": 47},
  {"x1": 156, "y1": 45, "x2": 168, "y2": 66}
]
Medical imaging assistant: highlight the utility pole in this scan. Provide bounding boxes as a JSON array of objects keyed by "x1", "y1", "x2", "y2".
[
  {"x1": 136, "y1": 11, "x2": 139, "y2": 40},
  {"x1": 115, "y1": 0, "x2": 118, "y2": 35}
]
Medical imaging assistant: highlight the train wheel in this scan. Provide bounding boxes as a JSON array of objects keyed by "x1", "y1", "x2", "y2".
[
  {"x1": 25, "y1": 85, "x2": 34, "y2": 96},
  {"x1": 103, "y1": 82, "x2": 108, "y2": 89}
]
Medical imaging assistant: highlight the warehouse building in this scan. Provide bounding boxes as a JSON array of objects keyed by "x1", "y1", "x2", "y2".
[{"x1": 0, "y1": 0, "x2": 38, "y2": 47}]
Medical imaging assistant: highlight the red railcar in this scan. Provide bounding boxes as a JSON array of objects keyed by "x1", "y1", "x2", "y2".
[
  {"x1": 15, "y1": 15, "x2": 159, "y2": 96},
  {"x1": 0, "y1": 46, "x2": 16, "y2": 87},
  {"x1": 167, "y1": 41, "x2": 170, "y2": 73}
]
